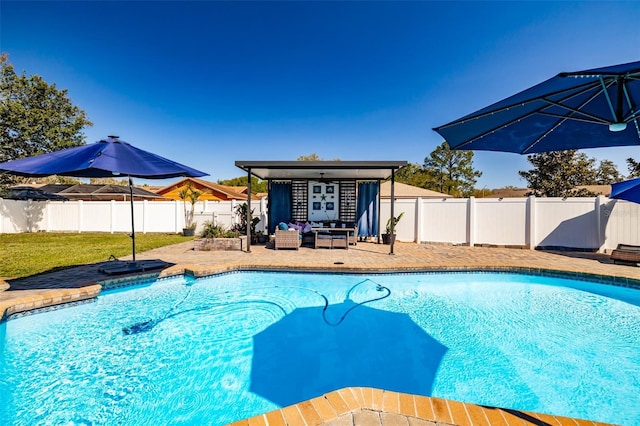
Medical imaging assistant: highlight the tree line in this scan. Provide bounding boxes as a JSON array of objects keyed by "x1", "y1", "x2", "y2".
[
  {"x1": 395, "y1": 144, "x2": 637, "y2": 198},
  {"x1": 2, "y1": 54, "x2": 636, "y2": 198}
]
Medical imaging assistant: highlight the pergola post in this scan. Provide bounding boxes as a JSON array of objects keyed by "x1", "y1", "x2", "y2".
[
  {"x1": 389, "y1": 169, "x2": 395, "y2": 255},
  {"x1": 246, "y1": 167, "x2": 252, "y2": 253},
  {"x1": 377, "y1": 179, "x2": 381, "y2": 244}
]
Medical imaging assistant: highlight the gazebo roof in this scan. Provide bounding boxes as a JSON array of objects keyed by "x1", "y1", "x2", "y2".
[{"x1": 235, "y1": 161, "x2": 408, "y2": 181}]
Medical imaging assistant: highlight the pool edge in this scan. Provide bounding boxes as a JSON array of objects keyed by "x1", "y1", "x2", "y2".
[
  {"x1": 2, "y1": 264, "x2": 639, "y2": 321},
  {"x1": 226, "y1": 387, "x2": 616, "y2": 426}
]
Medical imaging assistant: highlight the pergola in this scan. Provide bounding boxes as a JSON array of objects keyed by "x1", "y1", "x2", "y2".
[{"x1": 235, "y1": 160, "x2": 408, "y2": 253}]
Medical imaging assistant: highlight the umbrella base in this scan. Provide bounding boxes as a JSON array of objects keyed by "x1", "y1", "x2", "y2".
[{"x1": 98, "y1": 259, "x2": 169, "y2": 275}]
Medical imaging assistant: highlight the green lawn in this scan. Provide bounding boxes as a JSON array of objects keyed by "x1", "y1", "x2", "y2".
[{"x1": 0, "y1": 233, "x2": 193, "y2": 279}]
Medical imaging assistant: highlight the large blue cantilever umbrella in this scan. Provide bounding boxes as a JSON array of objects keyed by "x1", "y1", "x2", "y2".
[
  {"x1": 433, "y1": 60, "x2": 640, "y2": 153},
  {"x1": 610, "y1": 178, "x2": 640, "y2": 204},
  {"x1": 0, "y1": 136, "x2": 207, "y2": 270}
]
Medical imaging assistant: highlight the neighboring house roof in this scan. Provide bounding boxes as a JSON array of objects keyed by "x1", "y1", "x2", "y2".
[
  {"x1": 144, "y1": 185, "x2": 165, "y2": 193},
  {"x1": 222, "y1": 185, "x2": 248, "y2": 194},
  {"x1": 155, "y1": 177, "x2": 260, "y2": 201},
  {"x1": 575, "y1": 185, "x2": 612, "y2": 196},
  {"x1": 379, "y1": 181, "x2": 452, "y2": 199},
  {"x1": 486, "y1": 185, "x2": 613, "y2": 198},
  {"x1": 487, "y1": 187, "x2": 530, "y2": 198},
  {"x1": 5, "y1": 186, "x2": 69, "y2": 201},
  {"x1": 35, "y1": 184, "x2": 167, "y2": 201}
]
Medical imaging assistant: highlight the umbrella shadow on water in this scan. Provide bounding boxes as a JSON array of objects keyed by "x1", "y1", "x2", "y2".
[{"x1": 250, "y1": 299, "x2": 448, "y2": 407}]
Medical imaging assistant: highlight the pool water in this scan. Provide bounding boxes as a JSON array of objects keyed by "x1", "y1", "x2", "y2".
[{"x1": 1, "y1": 272, "x2": 639, "y2": 425}]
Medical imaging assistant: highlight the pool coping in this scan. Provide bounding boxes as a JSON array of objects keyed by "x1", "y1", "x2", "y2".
[
  {"x1": 226, "y1": 387, "x2": 615, "y2": 426},
  {"x1": 2, "y1": 263, "x2": 640, "y2": 322}
]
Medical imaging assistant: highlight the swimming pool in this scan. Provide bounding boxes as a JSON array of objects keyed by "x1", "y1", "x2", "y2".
[{"x1": 1, "y1": 271, "x2": 639, "y2": 425}]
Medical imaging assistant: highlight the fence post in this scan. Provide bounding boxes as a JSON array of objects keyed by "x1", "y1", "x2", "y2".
[
  {"x1": 175, "y1": 200, "x2": 181, "y2": 234},
  {"x1": 45, "y1": 201, "x2": 51, "y2": 232},
  {"x1": 528, "y1": 196, "x2": 536, "y2": 250},
  {"x1": 110, "y1": 200, "x2": 115, "y2": 233},
  {"x1": 595, "y1": 195, "x2": 603, "y2": 252},
  {"x1": 77, "y1": 200, "x2": 83, "y2": 233},
  {"x1": 468, "y1": 197, "x2": 475, "y2": 247},
  {"x1": 231, "y1": 199, "x2": 237, "y2": 226},
  {"x1": 142, "y1": 200, "x2": 147, "y2": 234},
  {"x1": 415, "y1": 197, "x2": 423, "y2": 243}
]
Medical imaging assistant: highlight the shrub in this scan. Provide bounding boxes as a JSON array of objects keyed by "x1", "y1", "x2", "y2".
[{"x1": 200, "y1": 221, "x2": 240, "y2": 239}]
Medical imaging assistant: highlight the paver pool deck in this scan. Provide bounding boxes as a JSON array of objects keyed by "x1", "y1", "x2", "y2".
[{"x1": 2, "y1": 240, "x2": 636, "y2": 426}]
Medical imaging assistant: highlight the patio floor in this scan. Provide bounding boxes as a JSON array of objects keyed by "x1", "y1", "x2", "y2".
[{"x1": 2, "y1": 240, "x2": 636, "y2": 426}]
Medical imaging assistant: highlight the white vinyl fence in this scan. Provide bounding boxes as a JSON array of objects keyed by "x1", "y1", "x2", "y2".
[
  {"x1": 0, "y1": 199, "x2": 268, "y2": 236},
  {"x1": 379, "y1": 196, "x2": 639, "y2": 252},
  {"x1": 2, "y1": 195, "x2": 639, "y2": 252}
]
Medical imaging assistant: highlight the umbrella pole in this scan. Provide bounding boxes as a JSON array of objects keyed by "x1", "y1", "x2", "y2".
[{"x1": 129, "y1": 176, "x2": 136, "y2": 262}]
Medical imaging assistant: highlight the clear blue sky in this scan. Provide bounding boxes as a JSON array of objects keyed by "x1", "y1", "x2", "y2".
[{"x1": 1, "y1": 1, "x2": 639, "y2": 189}]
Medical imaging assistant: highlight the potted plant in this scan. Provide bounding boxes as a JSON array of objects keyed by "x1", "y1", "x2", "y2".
[
  {"x1": 232, "y1": 202, "x2": 261, "y2": 243},
  {"x1": 178, "y1": 182, "x2": 204, "y2": 236},
  {"x1": 382, "y1": 212, "x2": 404, "y2": 244}
]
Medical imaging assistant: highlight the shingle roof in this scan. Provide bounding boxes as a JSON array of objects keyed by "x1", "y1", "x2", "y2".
[{"x1": 380, "y1": 181, "x2": 451, "y2": 198}]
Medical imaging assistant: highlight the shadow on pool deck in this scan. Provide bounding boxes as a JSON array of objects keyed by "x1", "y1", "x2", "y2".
[{"x1": 4, "y1": 259, "x2": 176, "y2": 290}]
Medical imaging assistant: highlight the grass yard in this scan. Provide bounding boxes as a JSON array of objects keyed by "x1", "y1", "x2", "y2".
[{"x1": 0, "y1": 232, "x2": 193, "y2": 279}]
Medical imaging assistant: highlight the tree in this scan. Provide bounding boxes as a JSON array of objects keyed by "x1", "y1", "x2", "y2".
[
  {"x1": 297, "y1": 153, "x2": 322, "y2": 161},
  {"x1": 0, "y1": 54, "x2": 92, "y2": 183},
  {"x1": 595, "y1": 160, "x2": 623, "y2": 184},
  {"x1": 177, "y1": 182, "x2": 206, "y2": 231},
  {"x1": 627, "y1": 157, "x2": 640, "y2": 178},
  {"x1": 423, "y1": 141, "x2": 482, "y2": 197},
  {"x1": 297, "y1": 153, "x2": 341, "y2": 161},
  {"x1": 518, "y1": 150, "x2": 598, "y2": 197},
  {"x1": 394, "y1": 163, "x2": 436, "y2": 189},
  {"x1": 89, "y1": 177, "x2": 129, "y2": 185},
  {"x1": 21, "y1": 175, "x2": 81, "y2": 185},
  {"x1": 217, "y1": 176, "x2": 267, "y2": 194}
]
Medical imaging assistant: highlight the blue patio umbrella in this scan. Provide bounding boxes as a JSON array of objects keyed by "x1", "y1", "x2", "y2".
[
  {"x1": 610, "y1": 178, "x2": 640, "y2": 204},
  {"x1": 0, "y1": 136, "x2": 207, "y2": 266},
  {"x1": 433, "y1": 60, "x2": 640, "y2": 153}
]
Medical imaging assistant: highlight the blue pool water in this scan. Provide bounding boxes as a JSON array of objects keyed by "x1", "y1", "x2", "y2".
[{"x1": 1, "y1": 272, "x2": 639, "y2": 425}]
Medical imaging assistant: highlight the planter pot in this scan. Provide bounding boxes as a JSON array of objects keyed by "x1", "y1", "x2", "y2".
[
  {"x1": 183, "y1": 227, "x2": 196, "y2": 237},
  {"x1": 381, "y1": 233, "x2": 395, "y2": 245}
]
